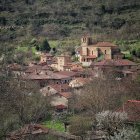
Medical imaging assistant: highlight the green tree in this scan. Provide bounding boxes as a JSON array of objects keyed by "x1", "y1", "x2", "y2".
[{"x1": 40, "y1": 39, "x2": 51, "y2": 52}]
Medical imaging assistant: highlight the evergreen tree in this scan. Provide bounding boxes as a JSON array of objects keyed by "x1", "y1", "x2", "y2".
[{"x1": 40, "y1": 39, "x2": 51, "y2": 52}]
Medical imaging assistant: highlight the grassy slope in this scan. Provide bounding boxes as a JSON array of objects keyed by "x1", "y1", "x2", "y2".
[{"x1": 43, "y1": 120, "x2": 65, "y2": 132}]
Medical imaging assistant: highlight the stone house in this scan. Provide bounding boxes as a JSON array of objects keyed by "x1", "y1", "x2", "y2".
[
  {"x1": 40, "y1": 84, "x2": 71, "y2": 96},
  {"x1": 8, "y1": 63, "x2": 25, "y2": 78},
  {"x1": 69, "y1": 77, "x2": 91, "y2": 88},
  {"x1": 40, "y1": 53, "x2": 53, "y2": 64},
  {"x1": 40, "y1": 84, "x2": 72, "y2": 108},
  {"x1": 91, "y1": 59, "x2": 137, "y2": 79},
  {"x1": 24, "y1": 64, "x2": 51, "y2": 75},
  {"x1": 70, "y1": 62, "x2": 83, "y2": 72},
  {"x1": 51, "y1": 55, "x2": 72, "y2": 71},
  {"x1": 23, "y1": 71, "x2": 72, "y2": 87}
]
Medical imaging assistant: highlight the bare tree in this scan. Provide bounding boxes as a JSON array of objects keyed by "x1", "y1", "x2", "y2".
[
  {"x1": 72, "y1": 78, "x2": 124, "y2": 115},
  {"x1": 0, "y1": 77, "x2": 51, "y2": 139}
]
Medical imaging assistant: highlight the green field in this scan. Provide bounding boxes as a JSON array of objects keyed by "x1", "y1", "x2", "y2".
[{"x1": 43, "y1": 120, "x2": 65, "y2": 132}]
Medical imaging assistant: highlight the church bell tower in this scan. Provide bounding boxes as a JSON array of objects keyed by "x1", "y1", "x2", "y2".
[{"x1": 81, "y1": 35, "x2": 92, "y2": 46}]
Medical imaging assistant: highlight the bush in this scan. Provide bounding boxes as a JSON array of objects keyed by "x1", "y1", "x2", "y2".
[
  {"x1": 110, "y1": 128, "x2": 140, "y2": 140},
  {"x1": 69, "y1": 116, "x2": 92, "y2": 135}
]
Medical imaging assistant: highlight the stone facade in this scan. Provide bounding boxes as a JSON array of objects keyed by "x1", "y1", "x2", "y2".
[
  {"x1": 40, "y1": 53, "x2": 53, "y2": 64},
  {"x1": 52, "y1": 55, "x2": 72, "y2": 71},
  {"x1": 78, "y1": 36, "x2": 123, "y2": 63}
]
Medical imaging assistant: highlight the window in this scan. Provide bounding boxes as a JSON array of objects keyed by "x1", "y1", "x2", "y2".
[
  {"x1": 83, "y1": 38, "x2": 86, "y2": 43},
  {"x1": 128, "y1": 66, "x2": 131, "y2": 69},
  {"x1": 48, "y1": 87, "x2": 50, "y2": 90},
  {"x1": 83, "y1": 38, "x2": 85, "y2": 42},
  {"x1": 105, "y1": 50, "x2": 107, "y2": 54},
  {"x1": 40, "y1": 82, "x2": 45, "y2": 87},
  {"x1": 92, "y1": 51, "x2": 94, "y2": 55},
  {"x1": 85, "y1": 38, "x2": 86, "y2": 42}
]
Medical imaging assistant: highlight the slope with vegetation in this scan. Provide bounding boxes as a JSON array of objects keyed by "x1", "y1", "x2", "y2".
[
  {"x1": 1, "y1": 0, "x2": 140, "y2": 63},
  {"x1": 0, "y1": 0, "x2": 140, "y2": 42}
]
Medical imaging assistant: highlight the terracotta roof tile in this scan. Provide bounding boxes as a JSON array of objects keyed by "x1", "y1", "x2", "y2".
[
  {"x1": 7, "y1": 124, "x2": 49, "y2": 139},
  {"x1": 24, "y1": 71, "x2": 71, "y2": 80},
  {"x1": 69, "y1": 78, "x2": 91, "y2": 88},
  {"x1": 59, "y1": 92, "x2": 72, "y2": 99},
  {"x1": 93, "y1": 59, "x2": 136, "y2": 67},
  {"x1": 50, "y1": 73, "x2": 71, "y2": 79},
  {"x1": 76, "y1": 77, "x2": 91, "y2": 84},
  {"x1": 95, "y1": 42, "x2": 117, "y2": 47},
  {"x1": 55, "y1": 104, "x2": 67, "y2": 109},
  {"x1": 24, "y1": 73, "x2": 49, "y2": 80},
  {"x1": 48, "y1": 84, "x2": 70, "y2": 92},
  {"x1": 56, "y1": 71, "x2": 77, "y2": 77},
  {"x1": 8, "y1": 63, "x2": 23, "y2": 71},
  {"x1": 42, "y1": 65, "x2": 50, "y2": 70}
]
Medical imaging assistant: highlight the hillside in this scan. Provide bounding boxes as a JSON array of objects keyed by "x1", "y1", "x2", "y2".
[{"x1": 0, "y1": 0, "x2": 140, "y2": 45}]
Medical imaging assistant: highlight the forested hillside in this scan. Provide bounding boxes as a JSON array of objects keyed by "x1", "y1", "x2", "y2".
[{"x1": 0, "y1": 0, "x2": 140, "y2": 44}]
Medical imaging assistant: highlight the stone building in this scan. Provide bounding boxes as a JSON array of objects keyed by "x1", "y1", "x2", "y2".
[
  {"x1": 91, "y1": 59, "x2": 137, "y2": 79},
  {"x1": 76, "y1": 36, "x2": 123, "y2": 64},
  {"x1": 40, "y1": 53, "x2": 53, "y2": 64},
  {"x1": 51, "y1": 55, "x2": 72, "y2": 71}
]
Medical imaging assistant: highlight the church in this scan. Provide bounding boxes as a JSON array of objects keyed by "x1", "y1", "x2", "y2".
[{"x1": 76, "y1": 35, "x2": 123, "y2": 63}]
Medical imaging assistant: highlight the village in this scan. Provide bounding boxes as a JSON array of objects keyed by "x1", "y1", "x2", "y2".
[
  {"x1": 4, "y1": 35, "x2": 140, "y2": 140},
  {"x1": 1, "y1": 0, "x2": 140, "y2": 139}
]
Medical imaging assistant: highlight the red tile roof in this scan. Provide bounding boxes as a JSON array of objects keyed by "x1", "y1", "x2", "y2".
[
  {"x1": 59, "y1": 92, "x2": 72, "y2": 99},
  {"x1": 49, "y1": 73, "x2": 71, "y2": 79},
  {"x1": 69, "y1": 78, "x2": 91, "y2": 88},
  {"x1": 8, "y1": 63, "x2": 23, "y2": 71},
  {"x1": 25, "y1": 65, "x2": 43, "y2": 73},
  {"x1": 115, "y1": 59, "x2": 136, "y2": 66},
  {"x1": 48, "y1": 84, "x2": 70, "y2": 93},
  {"x1": 24, "y1": 71, "x2": 71, "y2": 80},
  {"x1": 93, "y1": 59, "x2": 136, "y2": 67},
  {"x1": 117, "y1": 100, "x2": 140, "y2": 122},
  {"x1": 63, "y1": 64, "x2": 72, "y2": 68},
  {"x1": 42, "y1": 65, "x2": 50, "y2": 70},
  {"x1": 56, "y1": 71, "x2": 77, "y2": 77},
  {"x1": 7, "y1": 124, "x2": 49, "y2": 139},
  {"x1": 55, "y1": 104, "x2": 67, "y2": 109},
  {"x1": 25, "y1": 64, "x2": 51, "y2": 73},
  {"x1": 95, "y1": 42, "x2": 117, "y2": 47},
  {"x1": 76, "y1": 77, "x2": 91, "y2": 84},
  {"x1": 24, "y1": 73, "x2": 49, "y2": 80}
]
